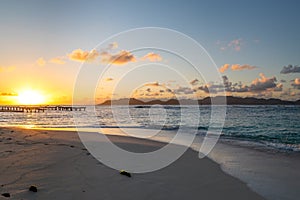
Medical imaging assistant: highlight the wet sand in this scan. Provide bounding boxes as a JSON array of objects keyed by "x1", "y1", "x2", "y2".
[{"x1": 0, "y1": 127, "x2": 265, "y2": 200}]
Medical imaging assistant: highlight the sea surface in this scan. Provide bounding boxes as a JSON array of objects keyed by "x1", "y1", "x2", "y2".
[{"x1": 0, "y1": 105, "x2": 299, "y2": 152}]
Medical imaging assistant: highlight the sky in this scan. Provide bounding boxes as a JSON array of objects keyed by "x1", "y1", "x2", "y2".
[{"x1": 0, "y1": 0, "x2": 300, "y2": 105}]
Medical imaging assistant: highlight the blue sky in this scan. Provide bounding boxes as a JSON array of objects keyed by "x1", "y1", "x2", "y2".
[{"x1": 0, "y1": 0, "x2": 300, "y2": 104}]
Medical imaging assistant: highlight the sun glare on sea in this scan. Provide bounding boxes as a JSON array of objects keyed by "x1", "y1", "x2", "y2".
[{"x1": 17, "y1": 90, "x2": 46, "y2": 105}]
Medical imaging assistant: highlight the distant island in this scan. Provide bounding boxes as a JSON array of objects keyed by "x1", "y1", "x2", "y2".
[{"x1": 99, "y1": 96, "x2": 300, "y2": 106}]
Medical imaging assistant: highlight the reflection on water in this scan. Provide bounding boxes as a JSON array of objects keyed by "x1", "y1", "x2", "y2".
[{"x1": 1, "y1": 105, "x2": 300, "y2": 151}]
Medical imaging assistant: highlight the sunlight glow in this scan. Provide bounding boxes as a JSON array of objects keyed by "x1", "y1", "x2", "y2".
[{"x1": 17, "y1": 90, "x2": 46, "y2": 105}]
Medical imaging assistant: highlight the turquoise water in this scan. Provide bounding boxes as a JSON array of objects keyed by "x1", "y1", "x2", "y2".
[{"x1": 0, "y1": 105, "x2": 299, "y2": 151}]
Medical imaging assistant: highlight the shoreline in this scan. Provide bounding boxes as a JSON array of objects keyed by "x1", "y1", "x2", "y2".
[
  {"x1": 0, "y1": 126, "x2": 265, "y2": 200},
  {"x1": 5, "y1": 125, "x2": 299, "y2": 153}
]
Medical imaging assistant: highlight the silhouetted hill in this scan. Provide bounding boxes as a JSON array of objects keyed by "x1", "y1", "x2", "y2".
[
  {"x1": 99, "y1": 96, "x2": 300, "y2": 106},
  {"x1": 220, "y1": 96, "x2": 294, "y2": 105},
  {"x1": 100, "y1": 98, "x2": 145, "y2": 106}
]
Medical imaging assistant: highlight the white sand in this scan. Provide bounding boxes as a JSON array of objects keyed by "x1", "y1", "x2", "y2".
[
  {"x1": 0, "y1": 127, "x2": 265, "y2": 200},
  {"x1": 208, "y1": 140, "x2": 300, "y2": 200}
]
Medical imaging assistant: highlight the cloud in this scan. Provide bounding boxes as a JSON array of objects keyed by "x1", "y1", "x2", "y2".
[
  {"x1": 67, "y1": 44, "x2": 118, "y2": 63},
  {"x1": 101, "y1": 50, "x2": 136, "y2": 65},
  {"x1": 108, "y1": 42, "x2": 118, "y2": 50},
  {"x1": 50, "y1": 57, "x2": 66, "y2": 65},
  {"x1": 228, "y1": 39, "x2": 242, "y2": 51},
  {"x1": 66, "y1": 44, "x2": 162, "y2": 66},
  {"x1": 273, "y1": 83, "x2": 283, "y2": 91},
  {"x1": 36, "y1": 57, "x2": 46, "y2": 66},
  {"x1": 219, "y1": 64, "x2": 257, "y2": 73},
  {"x1": 231, "y1": 64, "x2": 256, "y2": 71},
  {"x1": 197, "y1": 82, "x2": 225, "y2": 94},
  {"x1": 0, "y1": 66, "x2": 15, "y2": 73},
  {"x1": 198, "y1": 85, "x2": 211, "y2": 93},
  {"x1": 280, "y1": 89, "x2": 292, "y2": 98},
  {"x1": 219, "y1": 64, "x2": 230, "y2": 73},
  {"x1": 197, "y1": 74, "x2": 281, "y2": 94},
  {"x1": 141, "y1": 52, "x2": 162, "y2": 62},
  {"x1": 294, "y1": 78, "x2": 300, "y2": 85},
  {"x1": 133, "y1": 82, "x2": 176, "y2": 99},
  {"x1": 105, "y1": 77, "x2": 113, "y2": 82},
  {"x1": 0, "y1": 92, "x2": 18, "y2": 96},
  {"x1": 249, "y1": 73, "x2": 277, "y2": 92},
  {"x1": 190, "y1": 79, "x2": 199, "y2": 86},
  {"x1": 143, "y1": 82, "x2": 160, "y2": 87},
  {"x1": 142, "y1": 90, "x2": 163, "y2": 97},
  {"x1": 280, "y1": 89, "x2": 300, "y2": 99},
  {"x1": 280, "y1": 65, "x2": 300, "y2": 74},
  {"x1": 173, "y1": 86, "x2": 194, "y2": 95},
  {"x1": 291, "y1": 78, "x2": 300, "y2": 89},
  {"x1": 235, "y1": 74, "x2": 281, "y2": 93},
  {"x1": 222, "y1": 75, "x2": 239, "y2": 92},
  {"x1": 166, "y1": 88, "x2": 173, "y2": 93},
  {"x1": 146, "y1": 92, "x2": 160, "y2": 97},
  {"x1": 219, "y1": 39, "x2": 243, "y2": 51},
  {"x1": 68, "y1": 49, "x2": 100, "y2": 62}
]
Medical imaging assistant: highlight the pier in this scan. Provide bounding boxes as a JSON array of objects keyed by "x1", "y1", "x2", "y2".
[{"x1": 0, "y1": 105, "x2": 86, "y2": 113}]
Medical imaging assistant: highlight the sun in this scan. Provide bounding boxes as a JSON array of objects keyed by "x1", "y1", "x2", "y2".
[{"x1": 17, "y1": 90, "x2": 46, "y2": 105}]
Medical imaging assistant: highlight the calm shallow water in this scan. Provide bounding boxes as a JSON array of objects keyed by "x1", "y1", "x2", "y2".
[{"x1": 0, "y1": 105, "x2": 299, "y2": 151}]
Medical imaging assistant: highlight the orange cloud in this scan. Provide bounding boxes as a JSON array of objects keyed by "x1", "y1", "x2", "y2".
[
  {"x1": 251, "y1": 73, "x2": 269, "y2": 84},
  {"x1": 274, "y1": 83, "x2": 283, "y2": 91},
  {"x1": 292, "y1": 78, "x2": 300, "y2": 89},
  {"x1": 141, "y1": 52, "x2": 162, "y2": 62},
  {"x1": 50, "y1": 57, "x2": 66, "y2": 65},
  {"x1": 68, "y1": 49, "x2": 100, "y2": 62},
  {"x1": 231, "y1": 64, "x2": 256, "y2": 71},
  {"x1": 101, "y1": 50, "x2": 136, "y2": 66},
  {"x1": 219, "y1": 64, "x2": 257, "y2": 73},
  {"x1": 105, "y1": 77, "x2": 113, "y2": 82},
  {"x1": 36, "y1": 57, "x2": 46, "y2": 66},
  {"x1": 132, "y1": 82, "x2": 175, "y2": 99},
  {"x1": 144, "y1": 82, "x2": 160, "y2": 87},
  {"x1": 249, "y1": 73, "x2": 277, "y2": 91},
  {"x1": 219, "y1": 64, "x2": 230, "y2": 73}
]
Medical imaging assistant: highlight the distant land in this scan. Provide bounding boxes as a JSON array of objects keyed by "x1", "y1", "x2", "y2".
[{"x1": 99, "y1": 96, "x2": 300, "y2": 106}]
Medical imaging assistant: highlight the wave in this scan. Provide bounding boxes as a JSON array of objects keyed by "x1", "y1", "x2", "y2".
[
  {"x1": 134, "y1": 105, "x2": 182, "y2": 110},
  {"x1": 262, "y1": 141, "x2": 300, "y2": 152},
  {"x1": 29, "y1": 124, "x2": 300, "y2": 152},
  {"x1": 220, "y1": 134, "x2": 300, "y2": 152}
]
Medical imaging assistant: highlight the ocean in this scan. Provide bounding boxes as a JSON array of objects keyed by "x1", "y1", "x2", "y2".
[{"x1": 0, "y1": 105, "x2": 299, "y2": 152}]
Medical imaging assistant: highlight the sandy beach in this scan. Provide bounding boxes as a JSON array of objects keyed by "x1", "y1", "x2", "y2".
[{"x1": 0, "y1": 127, "x2": 265, "y2": 200}]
